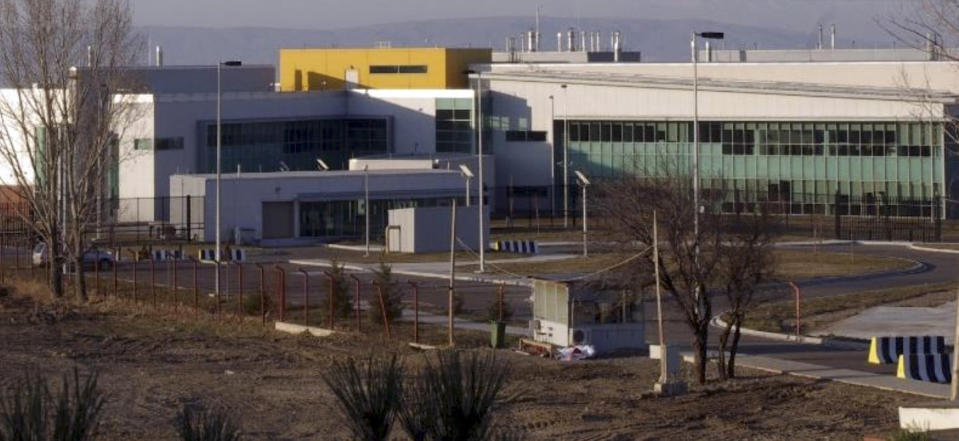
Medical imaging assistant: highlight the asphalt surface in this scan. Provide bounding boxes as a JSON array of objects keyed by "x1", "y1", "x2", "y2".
[{"x1": 4, "y1": 241, "x2": 956, "y2": 392}]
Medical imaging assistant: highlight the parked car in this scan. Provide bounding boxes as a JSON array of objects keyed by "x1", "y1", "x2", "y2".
[{"x1": 32, "y1": 242, "x2": 114, "y2": 270}]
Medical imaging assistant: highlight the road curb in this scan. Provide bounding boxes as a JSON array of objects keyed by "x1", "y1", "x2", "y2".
[
  {"x1": 288, "y1": 259, "x2": 535, "y2": 287},
  {"x1": 709, "y1": 315, "x2": 868, "y2": 350}
]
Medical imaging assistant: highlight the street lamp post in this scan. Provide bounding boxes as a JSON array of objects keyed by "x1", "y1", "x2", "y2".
[
  {"x1": 562, "y1": 84, "x2": 569, "y2": 229},
  {"x1": 549, "y1": 95, "x2": 556, "y2": 220},
  {"x1": 364, "y1": 164, "x2": 370, "y2": 257},
  {"x1": 477, "y1": 71, "x2": 486, "y2": 273},
  {"x1": 574, "y1": 171, "x2": 590, "y2": 257},
  {"x1": 690, "y1": 32, "x2": 724, "y2": 245},
  {"x1": 215, "y1": 60, "x2": 241, "y2": 300},
  {"x1": 459, "y1": 165, "x2": 474, "y2": 207}
]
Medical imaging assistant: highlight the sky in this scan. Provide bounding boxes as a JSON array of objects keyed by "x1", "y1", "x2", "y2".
[{"x1": 130, "y1": 0, "x2": 913, "y2": 38}]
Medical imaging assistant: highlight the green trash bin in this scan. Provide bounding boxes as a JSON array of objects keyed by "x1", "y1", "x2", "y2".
[{"x1": 490, "y1": 321, "x2": 507, "y2": 348}]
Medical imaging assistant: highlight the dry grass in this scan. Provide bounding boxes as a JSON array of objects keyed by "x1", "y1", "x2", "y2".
[
  {"x1": 742, "y1": 281, "x2": 957, "y2": 334},
  {"x1": 771, "y1": 249, "x2": 914, "y2": 281}
]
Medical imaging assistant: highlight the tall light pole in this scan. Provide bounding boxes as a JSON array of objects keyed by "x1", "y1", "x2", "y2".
[
  {"x1": 562, "y1": 84, "x2": 569, "y2": 229},
  {"x1": 364, "y1": 164, "x2": 370, "y2": 257},
  {"x1": 215, "y1": 60, "x2": 241, "y2": 300},
  {"x1": 548, "y1": 95, "x2": 556, "y2": 219},
  {"x1": 574, "y1": 171, "x2": 590, "y2": 257},
  {"x1": 690, "y1": 32, "x2": 723, "y2": 245}
]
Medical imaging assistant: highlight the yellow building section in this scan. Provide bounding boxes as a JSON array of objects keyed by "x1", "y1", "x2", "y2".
[{"x1": 278, "y1": 48, "x2": 491, "y2": 91}]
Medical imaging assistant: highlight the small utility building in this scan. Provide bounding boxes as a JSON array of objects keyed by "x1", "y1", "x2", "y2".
[{"x1": 531, "y1": 279, "x2": 646, "y2": 353}]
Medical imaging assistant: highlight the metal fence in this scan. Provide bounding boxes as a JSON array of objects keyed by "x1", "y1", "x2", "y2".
[{"x1": 0, "y1": 234, "x2": 528, "y2": 346}]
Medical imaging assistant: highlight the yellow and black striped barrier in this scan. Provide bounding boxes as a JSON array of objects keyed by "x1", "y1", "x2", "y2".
[
  {"x1": 896, "y1": 353, "x2": 952, "y2": 384},
  {"x1": 867, "y1": 336, "x2": 945, "y2": 364}
]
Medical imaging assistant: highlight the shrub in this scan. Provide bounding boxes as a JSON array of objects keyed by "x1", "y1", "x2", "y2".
[
  {"x1": 326, "y1": 259, "x2": 354, "y2": 318},
  {"x1": 399, "y1": 350, "x2": 511, "y2": 441},
  {"x1": 0, "y1": 369, "x2": 105, "y2": 441},
  {"x1": 369, "y1": 263, "x2": 403, "y2": 324},
  {"x1": 174, "y1": 404, "x2": 241, "y2": 441},
  {"x1": 485, "y1": 299, "x2": 513, "y2": 323},
  {"x1": 322, "y1": 356, "x2": 404, "y2": 441},
  {"x1": 241, "y1": 291, "x2": 273, "y2": 317}
]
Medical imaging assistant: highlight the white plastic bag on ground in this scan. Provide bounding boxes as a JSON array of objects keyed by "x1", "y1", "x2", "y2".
[{"x1": 556, "y1": 345, "x2": 596, "y2": 361}]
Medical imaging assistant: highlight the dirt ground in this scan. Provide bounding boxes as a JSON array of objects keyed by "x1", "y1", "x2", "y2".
[{"x1": 0, "y1": 292, "x2": 923, "y2": 441}]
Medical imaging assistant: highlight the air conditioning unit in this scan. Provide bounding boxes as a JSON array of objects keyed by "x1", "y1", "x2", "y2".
[{"x1": 570, "y1": 328, "x2": 592, "y2": 346}]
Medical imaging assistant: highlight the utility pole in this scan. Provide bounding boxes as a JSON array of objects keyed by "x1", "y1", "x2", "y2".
[
  {"x1": 654, "y1": 211, "x2": 666, "y2": 383},
  {"x1": 562, "y1": 84, "x2": 569, "y2": 228},
  {"x1": 448, "y1": 198, "x2": 457, "y2": 347}
]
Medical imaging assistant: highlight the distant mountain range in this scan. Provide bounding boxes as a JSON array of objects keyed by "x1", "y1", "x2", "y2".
[{"x1": 139, "y1": 16, "x2": 891, "y2": 66}]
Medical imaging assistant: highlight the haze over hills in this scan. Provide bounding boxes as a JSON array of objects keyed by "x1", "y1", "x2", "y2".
[{"x1": 139, "y1": 16, "x2": 895, "y2": 66}]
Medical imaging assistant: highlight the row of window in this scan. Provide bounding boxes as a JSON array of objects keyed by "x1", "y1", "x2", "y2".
[
  {"x1": 134, "y1": 137, "x2": 184, "y2": 151},
  {"x1": 505, "y1": 130, "x2": 547, "y2": 142},
  {"x1": 204, "y1": 119, "x2": 388, "y2": 154},
  {"x1": 566, "y1": 121, "x2": 944, "y2": 153},
  {"x1": 369, "y1": 65, "x2": 428, "y2": 74}
]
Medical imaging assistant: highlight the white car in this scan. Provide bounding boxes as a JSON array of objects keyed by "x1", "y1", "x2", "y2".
[{"x1": 32, "y1": 243, "x2": 114, "y2": 270}]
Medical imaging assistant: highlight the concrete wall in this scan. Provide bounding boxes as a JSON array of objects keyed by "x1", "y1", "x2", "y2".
[
  {"x1": 170, "y1": 169, "x2": 470, "y2": 243},
  {"x1": 387, "y1": 205, "x2": 487, "y2": 253}
]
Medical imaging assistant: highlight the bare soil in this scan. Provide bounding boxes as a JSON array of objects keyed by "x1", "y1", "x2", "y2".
[{"x1": 0, "y1": 292, "x2": 923, "y2": 441}]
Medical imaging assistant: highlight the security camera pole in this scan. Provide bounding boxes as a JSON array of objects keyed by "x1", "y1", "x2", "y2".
[
  {"x1": 215, "y1": 60, "x2": 242, "y2": 300},
  {"x1": 459, "y1": 164, "x2": 474, "y2": 207},
  {"x1": 574, "y1": 170, "x2": 590, "y2": 257}
]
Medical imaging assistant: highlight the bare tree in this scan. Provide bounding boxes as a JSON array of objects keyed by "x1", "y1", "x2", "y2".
[
  {"x1": 0, "y1": 0, "x2": 142, "y2": 299},
  {"x1": 594, "y1": 172, "x2": 725, "y2": 384},
  {"x1": 595, "y1": 166, "x2": 779, "y2": 384},
  {"x1": 714, "y1": 208, "x2": 778, "y2": 381}
]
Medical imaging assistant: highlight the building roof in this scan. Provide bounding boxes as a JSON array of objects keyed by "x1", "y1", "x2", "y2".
[
  {"x1": 174, "y1": 168, "x2": 462, "y2": 181},
  {"x1": 473, "y1": 69, "x2": 959, "y2": 103}
]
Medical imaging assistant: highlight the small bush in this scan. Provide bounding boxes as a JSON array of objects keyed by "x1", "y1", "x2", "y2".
[
  {"x1": 327, "y1": 260, "x2": 354, "y2": 318},
  {"x1": 399, "y1": 350, "x2": 511, "y2": 441},
  {"x1": 241, "y1": 291, "x2": 272, "y2": 316},
  {"x1": 174, "y1": 404, "x2": 241, "y2": 441},
  {"x1": 369, "y1": 263, "x2": 403, "y2": 324},
  {"x1": 323, "y1": 356, "x2": 404, "y2": 441},
  {"x1": 0, "y1": 368, "x2": 105, "y2": 441},
  {"x1": 485, "y1": 299, "x2": 513, "y2": 323}
]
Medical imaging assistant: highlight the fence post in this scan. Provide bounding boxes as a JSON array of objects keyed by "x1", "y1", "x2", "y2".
[
  {"x1": 215, "y1": 261, "x2": 221, "y2": 321},
  {"x1": 372, "y1": 280, "x2": 391, "y2": 339},
  {"x1": 94, "y1": 252, "x2": 99, "y2": 297},
  {"x1": 113, "y1": 250, "x2": 118, "y2": 298},
  {"x1": 298, "y1": 268, "x2": 309, "y2": 327},
  {"x1": 235, "y1": 262, "x2": 243, "y2": 318},
  {"x1": 275, "y1": 265, "x2": 286, "y2": 322},
  {"x1": 1, "y1": 232, "x2": 5, "y2": 285},
  {"x1": 497, "y1": 284, "x2": 505, "y2": 322},
  {"x1": 789, "y1": 281, "x2": 801, "y2": 338},
  {"x1": 349, "y1": 274, "x2": 361, "y2": 332},
  {"x1": 324, "y1": 271, "x2": 335, "y2": 330},
  {"x1": 408, "y1": 281, "x2": 418, "y2": 344},
  {"x1": 132, "y1": 257, "x2": 138, "y2": 304},
  {"x1": 151, "y1": 258, "x2": 156, "y2": 309},
  {"x1": 256, "y1": 263, "x2": 265, "y2": 325},
  {"x1": 193, "y1": 258, "x2": 199, "y2": 318},
  {"x1": 171, "y1": 259, "x2": 177, "y2": 312}
]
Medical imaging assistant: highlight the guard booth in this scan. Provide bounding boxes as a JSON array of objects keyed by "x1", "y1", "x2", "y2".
[{"x1": 531, "y1": 279, "x2": 646, "y2": 354}]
